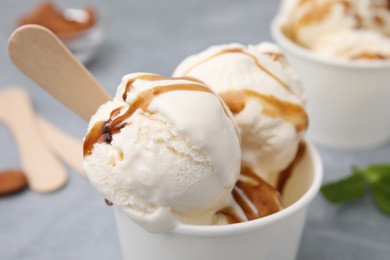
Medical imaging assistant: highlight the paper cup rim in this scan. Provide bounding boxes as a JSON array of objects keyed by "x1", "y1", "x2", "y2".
[
  {"x1": 171, "y1": 140, "x2": 323, "y2": 237},
  {"x1": 270, "y1": 16, "x2": 390, "y2": 70}
]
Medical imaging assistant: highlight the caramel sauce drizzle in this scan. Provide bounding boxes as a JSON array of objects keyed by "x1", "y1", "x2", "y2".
[
  {"x1": 121, "y1": 75, "x2": 207, "y2": 102},
  {"x1": 83, "y1": 107, "x2": 124, "y2": 157},
  {"x1": 303, "y1": 0, "x2": 351, "y2": 24},
  {"x1": 220, "y1": 167, "x2": 282, "y2": 223},
  {"x1": 352, "y1": 53, "x2": 387, "y2": 60},
  {"x1": 276, "y1": 142, "x2": 306, "y2": 192},
  {"x1": 219, "y1": 89, "x2": 308, "y2": 132},
  {"x1": 104, "y1": 198, "x2": 113, "y2": 206},
  {"x1": 175, "y1": 76, "x2": 206, "y2": 84},
  {"x1": 182, "y1": 48, "x2": 292, "y2": 94},
  {"x1": 284, "y1": 1, "x2": 390, "y2": 60},
  {"x1": 180, "y1": 48, "x2": 308, "y2": 132},
  {"x1": 83, "y1": 80, "x2": 220, "y2": 157},
  {"x1": 122, "y1": 74, "x2": 167, "y2": 101},
  {"x1": 284, "y1": 0, "x2": 351, "y2": 42},
  {"x1": 263, "y1": 51, "x2": 284, "y2": 62},
  {"x1": 217, "y1": 207, "x2": 241, "y2": 224},
  {"x1": 220, "y1": 142, "x2": 307, "y2": 223},
  {"x1": 354, "y1": 14, "x2": 363, "y2": 29},
  {"x1": 374, "y1": 15, "x2": 385, "y2": 26}
]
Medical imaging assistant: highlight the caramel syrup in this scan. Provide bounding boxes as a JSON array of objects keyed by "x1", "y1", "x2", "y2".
[
  {"x1": 219, "y1": 167, "x2": 282, "y2": 223},
  {"x1": 121, "y1": 75, "x2": 207, "y2": 101},
  {"x1": 352, "y1": 53, "x2": 386, "y2": 60},
  {"x1": 181, "y1": 48, "x2": 292, "y2": 94},
  {"x1": 122, "y1": 74, "x2": 166, "y2": 101},
  {"x1": 277, "y1": 142, "x2": 306, "y2": 192},
  {"x1": 83, "y1": 77, "x2": 224, "y2": 157},
  {"x1": 220, "y1": 142, "x2": 307, "y2": 224},
  {"x1": 179, "y1": 48, "x2": 308, "y2": 133},
  {"x1": 284, "y1": 0, "x2": 351, "y2": 42},
  {"x1": 219, "y1": 89, "x2": 308, "y2": 132},
  {"x1": 83, "y1": 106, "x2": 124, "y2": 156},
  {"x1": 217, "y1": 207, "x2": 241, "y2": 224}
]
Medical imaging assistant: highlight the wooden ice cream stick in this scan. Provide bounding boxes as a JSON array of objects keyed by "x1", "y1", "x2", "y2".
[
  {"x1": 37, "y1": 116, "x2": 84, "y2": 176},
  {"x1": 0, "y1": 87, "x2": 67, "y2": 193},
  {"x1": 8, "y1": 25, "x2": 110, "y2": 121}
]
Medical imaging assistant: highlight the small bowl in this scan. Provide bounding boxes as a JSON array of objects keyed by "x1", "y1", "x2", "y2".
[
  {"x1": 114, "y1": 140, "x2": 323, "y2": 260},
  {"x1": 57, "y1": 8, "x2": 105, "y2": 65},
  {"x1": 271, "y1": 16, "x2": 390, "y2": 150}
]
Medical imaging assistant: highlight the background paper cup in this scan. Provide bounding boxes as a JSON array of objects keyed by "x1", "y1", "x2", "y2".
[
  {"x1": 271, "y1": 17, "x2": 390, "y2": 150},
  {"x1": 114, "y1": 140, "x2": 322, "y2": 260}
]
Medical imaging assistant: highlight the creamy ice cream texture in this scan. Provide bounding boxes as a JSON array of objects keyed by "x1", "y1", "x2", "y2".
[
  {"x1": 83, "y1": 73, "x2": 241, "y2": 233},
  {"x1": 83, "y1": 43, "x2": 307, "y2": 232},
  {"x1": 174, "y1": 43, "x2": 308, "y2": 188},
  {"x1": 279, "y1": 0, "x2": 390, "y2": 59}
]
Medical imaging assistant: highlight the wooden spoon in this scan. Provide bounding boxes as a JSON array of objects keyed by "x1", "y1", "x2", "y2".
[
  {"x1": 8, "y1": 25, "x2": 110, "y2": 121},
  {"x1": 0, "y1": 88, "x2": 67, "y2": 193},
  {"x1": 37, "y1": 115, "x2": 84, "y2": 176}
]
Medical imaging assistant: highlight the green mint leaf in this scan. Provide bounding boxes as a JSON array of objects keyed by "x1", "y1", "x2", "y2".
[
  {"x1": 321, "y1": 164, "x2": 390, "y2": 216},
  {"x1": 363, "y1": 164, "x2": 390, "y2": 184},
  {"x1": 320, "y1": 169, "x2": 366, "y2": 204},
  {"x1": 366, "y1": 164, "x2": 390, "y2": 173},
  {"x1": 370, "y1": 174, "x2": 390, "y2": 216}
]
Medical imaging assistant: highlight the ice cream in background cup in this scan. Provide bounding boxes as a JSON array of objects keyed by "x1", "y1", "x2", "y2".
[
  {"x1": 271, "y1": 0, "x2": 390, "y2": 150},
  {"x1": 173, "y1": 42, "x2": 309, "y2": 188},
  {"x1": 115, "y1": 140, "x2": 322, "y2": 260}
]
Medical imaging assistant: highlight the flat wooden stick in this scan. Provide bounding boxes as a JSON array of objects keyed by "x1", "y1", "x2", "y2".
[
  {"x1": 0, "y1": 87, "x2": 68, "y2": 193},
  {"x1": 37, "y1": 116, "x2": 84, "y2": 176},
  {"x1": 8, "y1": 25, "x2": 110, "y2": 121}
]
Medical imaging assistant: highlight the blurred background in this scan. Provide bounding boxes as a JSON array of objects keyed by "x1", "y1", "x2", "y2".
[{"x1": 0, "y1": 0, "x2": 389, "y2": 259}]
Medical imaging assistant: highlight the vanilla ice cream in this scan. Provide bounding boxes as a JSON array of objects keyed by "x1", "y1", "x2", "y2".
[
  {"x1": 83, "y1": 73, "x2": 241, "y2": 233},
  {"x1": 279, "y1": 0, "x2": 390, "y2": 59},
  {"x1": 174, "y1": 43, "x2": 308, "y2": 188}
]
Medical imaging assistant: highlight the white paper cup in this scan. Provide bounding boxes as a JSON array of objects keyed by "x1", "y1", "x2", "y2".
[
  {"x1": 271, "y1": 17, "x2": 390, "y2": 150},
  {"x1": 114, "y1": 141, "x2": 322, "y2": 260}
]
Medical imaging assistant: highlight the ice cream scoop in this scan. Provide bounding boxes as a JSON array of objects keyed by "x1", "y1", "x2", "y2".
[
  {"x1": 279, "y1": 0, "x2": 390, "y2": 59},
  {"x1": 83, "y1": 73, "x2": 241, "y2": 233},
  {"x1": 174, "y1": 43, "x2": 308, "y2": 188}
]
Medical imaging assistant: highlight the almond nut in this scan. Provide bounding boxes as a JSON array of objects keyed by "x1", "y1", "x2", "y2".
[{"x1": 0, "y1": 169, "x2": 28, "y2": 195}]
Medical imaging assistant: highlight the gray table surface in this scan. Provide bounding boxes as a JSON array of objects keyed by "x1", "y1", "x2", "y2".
[{"x1": 1, "y1": 0, "x2": 389, "y2": 259}]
